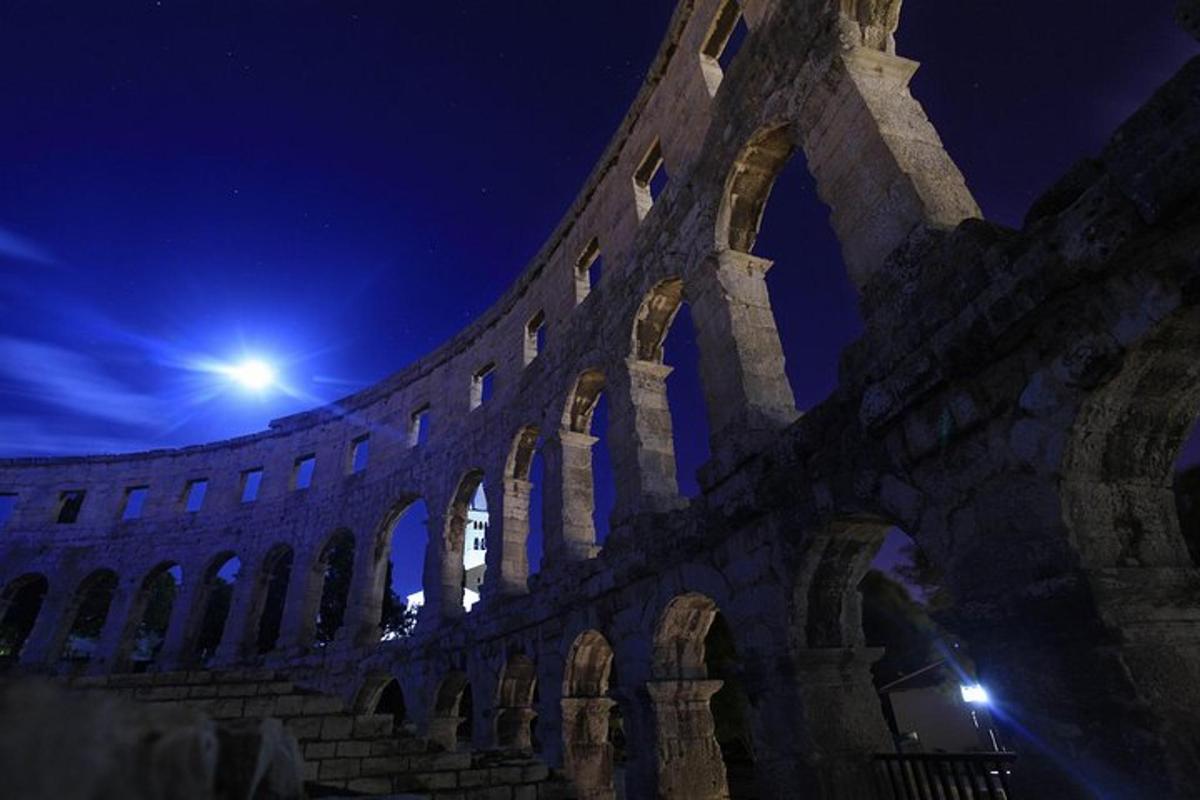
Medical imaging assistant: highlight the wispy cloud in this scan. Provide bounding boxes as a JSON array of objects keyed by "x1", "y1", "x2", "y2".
[
  {"x1": 0, "y1": 417, "x2": 161, "y2": 458},
  {"x1": 0, "y1": 336, "x2": 162, "y2": 427},
  {"x1": 0, "y1": 226, "x2": 54, "y2": 265}
]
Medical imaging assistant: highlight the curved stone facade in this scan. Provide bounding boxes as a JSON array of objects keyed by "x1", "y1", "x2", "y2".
[{"x1": 2, "y1": 1, "x2": 1199, "y2": 797}]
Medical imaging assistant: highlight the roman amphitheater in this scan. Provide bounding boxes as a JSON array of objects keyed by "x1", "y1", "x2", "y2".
[{"x1": 2, "y1": 1, "x2": 1199, "y2": 797}]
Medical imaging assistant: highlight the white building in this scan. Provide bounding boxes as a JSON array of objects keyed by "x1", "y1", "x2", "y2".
[{"x1": 406, "y1": 486, "x2": 488, "y2": 613}]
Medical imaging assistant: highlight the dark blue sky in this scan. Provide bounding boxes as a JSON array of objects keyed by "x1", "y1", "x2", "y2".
[{"x1": 0, "y1": 0, "x2": 1195, "y2": 479}]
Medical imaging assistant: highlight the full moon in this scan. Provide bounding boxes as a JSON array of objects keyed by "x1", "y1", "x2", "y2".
[{"x1": 228, "y1": 359, "x2": 277, "y2": 391}]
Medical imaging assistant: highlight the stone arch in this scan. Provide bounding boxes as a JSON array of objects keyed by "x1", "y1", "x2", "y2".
[
  {"x1": 0, "y1": 572, "x2": 49, "y2": 663},
  {"x1": 361, "y1": 495, "x2": 423, "y2": 643},
  {"x1": 648, "y1": 591, "x2": 739, "y2": 799},
  {"x1": 300, "y1": 530, "x2": 355, "y2": 647},
  {"x1": 188, "y1": 551, "x2": 242, "y2": 663},
  {"x1": 562, "y1": 629, "x2": 619, "y2": 800},
  {"x1": 116, "y1": 561, "x2": 182, "y2": 671},
  {"x1": 717, "y1": 123, "x2": 795, "y2": 255},
  {"x1": 429, "y1": 670, "x2": 471, "y2": 751},
  {"x1": 801, "y1": 518, "x2": 894, "y2": 648},
  {"x1": 564, "y1": 369, "x2": 606, "y2": 434},
  {"x1": 356, "y1": 672, "x2": 408, "y2": 732},
  {"x1": 57, "y1": 567, "x2": 118, "y2": 662},
  {"x1": 252, "y1": 543, "x2": 294, "y2": 655},
  {"x1": 632, "y1": 278, "x2": 685, "y2": 363},
  {"x1": 428, "y1": 470, "x2": 485, "y2": 622},
  {"x1": 488, "y1": 426, "x2": 541, "y2": 597},
  {"x1": 543, "y1": 370, "x2": 609, "y2": 561},
  {"x1": 495, "y1": 653, "x2": 539, "y2": 750},
  {"x1": 1060, "y1": 305, "x2": 1200, "y2": 569}
]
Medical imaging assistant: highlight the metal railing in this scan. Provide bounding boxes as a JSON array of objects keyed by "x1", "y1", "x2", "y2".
[{"x1": 874, "y1": 752, "x2": 1016, "y2": 799}]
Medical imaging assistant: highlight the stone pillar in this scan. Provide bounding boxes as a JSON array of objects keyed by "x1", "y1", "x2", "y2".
[
  {"x1": 495, "y1": 706, "x2": 539, "y2": 750},
  {"x1": 688, "y1": 251, "x2": 798, "y2": 481},
  {"x1": 155, "y1": 579, "x2": 202, "y2": 670},
  {"x1": 800, "y1": 47, "x2": 980, "y2": 288},
  {"x1": 209, "y1": 578, "x2": 256, "y2": 666},
  {"x1": 542, "y1": 431, "x2": 601, "y2": 563},
  {"x1": 87, "y1": 585, "x2": 140, "y2": 675},
  {"x1": 342, "y1": 534, "x2": 386, "y2": 648},
  {"x1": 561, "y1": 696, "x2": 618, "y2": 800},
  {"x1": 427, "y1": 713, "x2": 463, "y2": 752},
  {"x1": 417, "y1": 511, "x2": 463, "y2": 629},
  {"x1": 747, "y1": 647, "x2": 890, "y2": 799},
  {"x1": 273, "y1": 554, "x2": 315, "y2": 654},
  {"x1": 646, "y1": 679, "x2": 730, "y2": 800},
  {"x1": 482, "y1": 477, "x2": 532, "y2": 600},
  {"x1": 16, "y1": 587, "x2": 71, "y2": 668},
  {"x1": 607, "y1": 359, "x2": 686, "y2": 525}
]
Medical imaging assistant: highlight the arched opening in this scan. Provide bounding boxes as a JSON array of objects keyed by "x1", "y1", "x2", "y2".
[
  {"x1": 650, "y1": 592, "x2": 744, "y2": 799},
  {"x1": 553, "y1": 370, "x2": 615, "y2": 553},
  {"x1": 562, "y1": 629, "x2": 620, "y2": 800},
  {"x1": 254, "y1": 544, "x2": 294, "y2": 655},
  {"x1": 60, "y1": 568, "x2": 118, "y2": 663},
  {"x1": 358, "y1": 674, "x2": 410, "y2": 734},
  {"x1": 123, "y1": 562, "x2": 182, "y2": 671},
  {"x1": 799, "y1": 519, "x2": 995, "y2": 780},
  {"x1": 503, "y1": 426, "x2": 544, "y2": 591},
  {"x1": 704, "y1": 613, "x2": 755, "y2": 798},
  {"x1": 719, "y1": 123, "x2": 858, "y2": 412},
  {"x1": 0, "y1": 573, "x2": 48, "y2": 664},
  {"x1": 314, "y1": 530, "x2": 355, "y2": 646},
  {"x1": 430, "y1": 671, "x2": 472, "y2": 751},
  {"x1": 857, "y1": 527, "x2": 990, "y2": 755},
  {"x1": 383, "y1": 499, "x2": 427, "y2": 637},
  {"x1": 632, "y1": 278, "x2": 712, "y2": 496},
  {"x1": 191, "y1": 553, "x2": 242, "y2": 664},
  {"x1": 438, "y1": 471, "x2": 488, "y2": 617},
  {"x1": 495, "y1": 653, "x2": 538, "y2": 750}
]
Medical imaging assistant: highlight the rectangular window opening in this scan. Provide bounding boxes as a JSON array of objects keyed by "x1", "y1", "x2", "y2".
[
  {"x1": 634, "y1": 140, "x2": 667, "y2": 220},
  {"x1": 701, "y1": 0, "x2": 749, "y2": 95},
  {"x1": 0, "y1": 493, "x2": 17, "y2": 529},
  {"x1": 57, "y1": 490, "x2": 86, "y2": 524},
  {"x1": 471, "y1": 364, "x2": 496, "y2": 411},
  {"x1": 294, "y1": 455, "x2": 316, "y2": 490},
  {"x1": 410, "y1": 406, "x2": 431, "y2": 448},
  {"x1": 241, "y1": 468, "x2": 263, "y2": 503},
  {"x1": 184, "y1": 479, "x2": 208, "y2": 513},
  {"x1": 524, "y1": 311, "x2": 546, "y2": 366},
  {"x1": 575, "y1": 238, "x2": 602, "y2": 303},
  {"x1": 122, "y1": 486, "x2": 149, "y2": 521}
]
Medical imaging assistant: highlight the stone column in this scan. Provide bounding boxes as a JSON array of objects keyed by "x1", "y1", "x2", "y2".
[
  {"x1": 688, "y1": 251, "x2": 798, "y2": 482},
  {"x1": 87, "y1": 585, "x2": 140, "y2": 675},
  {"x1": 341, "y1": 534, "x2": 386, "y2": 648},
  {"x1": 427, "y1": 713, "x2": 464, "y2": 752},
  {"x1": 417, "y1": 511, "x2": 463, "y2": 629},
  {"x1": 16, "y1": 587, "x2": 71, "y2": 669},
  {"x1": 542, "y1": 431, "x2": 601, "y2": 563},
  {"x1": 747, "y1": 647, "x2": 890, "y2": 799},
  {"x1": 495, "y1": 706, "x2": 539, "y2": 750},
  {"x1": 272, "y1": 554, "x2": 315, "y2": 654},
  {"x1": 561, "y1": 696, "x2": 618, "y2": 800},
  {"x1": 209, "y1": 577, "x2": 256, "y2": 666},
  {"x1": 606, "y1": 359, "x2": 686, "y2": 526},
  {"x1": 155, "y1": 579, "x2": 202, "y2": 670},
  {"x1": 646, "y1": 679, "x2": 730, "y2": 800},
  {"x1": 800, "y1": 47, "x2": 980, "y2": 288},
  {"x1": 482, "y1": 477, "x2": 532, "y2": 600}
]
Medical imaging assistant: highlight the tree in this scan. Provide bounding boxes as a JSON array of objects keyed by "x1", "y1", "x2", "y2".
[
  {"x1": 380, "y1": 561, "x2": 417, "y2": 640},
  {"x1": 859, "y1": 569, "x2": 946, "y2": 690}
]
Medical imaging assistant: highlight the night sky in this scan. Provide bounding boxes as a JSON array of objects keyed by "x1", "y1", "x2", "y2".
[{"x1": 1, "y1": 3, "x2": 1197, "y2": 592}]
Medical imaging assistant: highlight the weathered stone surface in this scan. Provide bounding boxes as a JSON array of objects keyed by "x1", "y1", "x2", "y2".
[{"x1": 1, "y1": 2, "x2": 1198, "y2": 799}]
